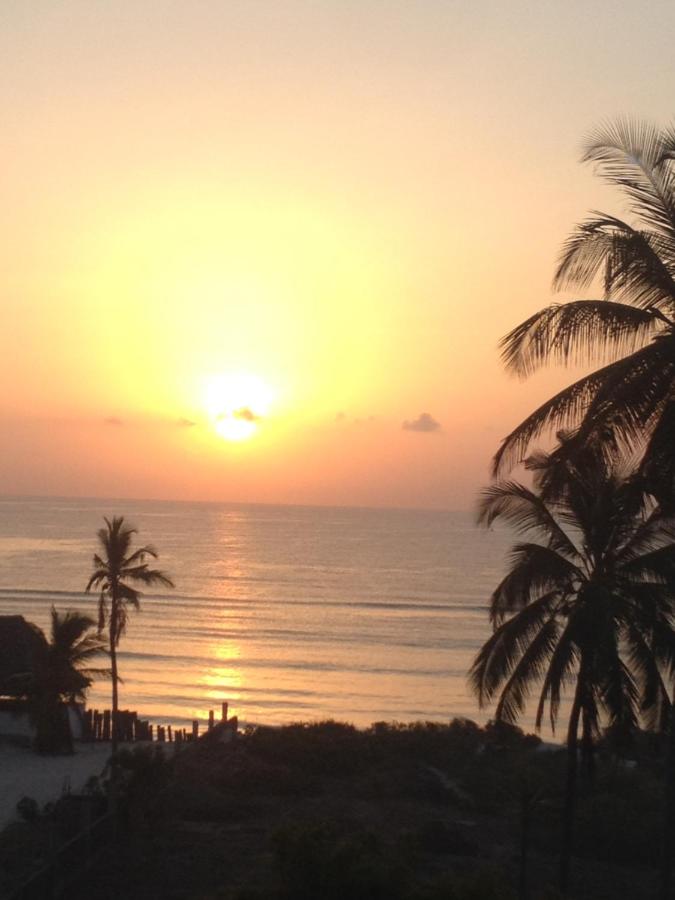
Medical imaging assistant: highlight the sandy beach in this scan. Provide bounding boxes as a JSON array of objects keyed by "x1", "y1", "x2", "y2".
[{"x1": 0, "y1": 742, "x2": 111, "y2": 829}]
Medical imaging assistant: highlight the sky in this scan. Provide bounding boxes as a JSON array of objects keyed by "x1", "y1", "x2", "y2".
[{"x1": 3, "y1": 0, "x2": 675, "y2": 509}]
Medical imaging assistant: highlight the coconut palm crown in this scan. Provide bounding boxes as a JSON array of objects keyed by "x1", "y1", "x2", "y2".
[
  {"x1": 14, "y1": 607, "x2": 108, "y2": 753},
  {"x1": 41, "y1": 606, "x2": 109, "y2": 701},
  {"x1": 471, "y1": 447, "x2": 675, "y2": 739},
  {"x1": 494, "y1": 119, "x2": 675, "y2": 482}
]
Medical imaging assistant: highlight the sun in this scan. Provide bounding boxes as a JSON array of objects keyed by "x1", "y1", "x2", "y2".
[{"x1": 203, "y1": 372, "x2": 275, "y2": 441}]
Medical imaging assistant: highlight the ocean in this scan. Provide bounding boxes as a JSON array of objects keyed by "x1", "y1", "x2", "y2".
[{"x1": 0, "y1": 496, "x2": 514, "y2": 731}]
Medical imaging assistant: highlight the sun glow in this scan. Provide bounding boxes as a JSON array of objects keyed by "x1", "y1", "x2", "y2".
[{"x1": 204, "y1": 372, "x2": 275, "y2": 442}]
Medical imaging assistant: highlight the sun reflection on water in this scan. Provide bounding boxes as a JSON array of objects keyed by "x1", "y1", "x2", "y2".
[{"x1": 198, "y1": 640, "x2": 244, "y2": 718}]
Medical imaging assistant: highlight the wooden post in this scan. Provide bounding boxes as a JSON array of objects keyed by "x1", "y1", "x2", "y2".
[
  {"x1": 167, "y1": 725, "x2": 173, "y2": 743},
  {"x1": 192, "y1": 719, "x2": 199, "y2": 740},
  {"x1": 221, "y1": 702, "x2": 228, "y2": 721},
  {"x1": 208, "y1": 710, "x2": 215, "y2": 730},
  {"x1": 102, "y1": 710, "x2": 111, "y2": 742}
]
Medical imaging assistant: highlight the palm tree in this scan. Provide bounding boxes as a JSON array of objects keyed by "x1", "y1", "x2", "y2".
[
  {"x1": 494, "y1": 119, "x2": 675, "y2": 481},
  {"x1": 469, "y1": 444, "x2": 675, "y2": 895},
  {"x1": 86, "y1": 516, "x2": 173, "y2": 756},
  {"x1": 17, "y1": 608, "x2": 108, "y2": 753}
]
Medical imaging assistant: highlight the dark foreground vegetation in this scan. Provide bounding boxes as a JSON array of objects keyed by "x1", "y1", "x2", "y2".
[{"x1": 3, "y1": 719, "x2": 670, "y2": 900}]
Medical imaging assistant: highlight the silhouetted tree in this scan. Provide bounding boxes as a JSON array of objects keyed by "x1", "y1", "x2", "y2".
[
  {"x1": 15, "y1": 608, "x2": 108, "y2": 753},
  {"x1": 86, "y1": 516, "x2": 173, "y2": 756},
  {"x1": 493, "y1": 119, "x2": 675, "y2": 483},
  {"x1": 470, "y1": 444, "x2": 675, "y2": 895}
]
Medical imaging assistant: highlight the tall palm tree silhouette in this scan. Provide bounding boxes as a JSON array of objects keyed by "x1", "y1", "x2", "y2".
[
  {"x1": 470, "y1": 443, "x2": 675, "y2": 895},
  {"x1": 86, "y1": 516, "x2": 173, "y2": 755},
  {"x1": 494, "y1": 120, "x2": 675, "y2": 481}
]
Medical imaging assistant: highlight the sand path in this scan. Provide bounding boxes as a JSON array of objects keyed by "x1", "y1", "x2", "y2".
[{"x1": 0, "y1": 742, "x2": 111, "y2": 829}]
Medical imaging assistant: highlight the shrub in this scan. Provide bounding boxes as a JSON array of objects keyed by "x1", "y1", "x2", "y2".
[
  {"x1": 15, "y1": 796, "x2": 39, "y2": 824},
  {"x1": 273, "y1": 820, "x2": 410, "y2": 900}
]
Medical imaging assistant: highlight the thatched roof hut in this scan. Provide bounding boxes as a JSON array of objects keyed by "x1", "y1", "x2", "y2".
[{"x1": 0, "y1": 615, "x2": 45, "y2": 696}]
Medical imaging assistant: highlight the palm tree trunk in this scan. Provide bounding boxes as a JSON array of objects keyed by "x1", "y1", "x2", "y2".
[
  {"x1": 561, "y1": 682, "x2": 583, "y2": 896},
  {"x1": 109, "y1": 618, "x2": 119, "y2": 759},
  {"x1": 518, "y1": 790, "x2": 531, "y2": 900},
  {"x1": 581, "y1": 709, "x2": 595, "y2": 782},
  {"x1": 661, "y1": 689, "x2": 675, "y2": 900}
]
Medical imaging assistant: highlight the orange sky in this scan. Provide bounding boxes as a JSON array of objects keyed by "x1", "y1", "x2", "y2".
[{"x1": 3, "y1": 1, "x2": 675, "y2": 509}]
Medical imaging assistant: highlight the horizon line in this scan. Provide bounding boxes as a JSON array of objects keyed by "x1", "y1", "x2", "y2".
[{"x1": 0, "y1": 491, "x2": 471, "y2": 517}]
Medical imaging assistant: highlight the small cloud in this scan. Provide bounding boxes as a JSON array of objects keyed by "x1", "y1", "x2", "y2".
[
  {"x1": 233, "y1": 407, "x2": 259, "y2": 422},
  {"x1": 176, "y1": 417, "x2": 196, "y2": 428},
  {"x1": 402, "y1": 412, "x2": 441, "y2": 434},
  {"x1": 104, "y1": 416, "x2": 124, "y2": 426}
]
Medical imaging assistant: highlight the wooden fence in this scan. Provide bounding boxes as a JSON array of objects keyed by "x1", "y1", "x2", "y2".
[{"x1": 82, "y1": 701, "x2": 234, "y2": 744}]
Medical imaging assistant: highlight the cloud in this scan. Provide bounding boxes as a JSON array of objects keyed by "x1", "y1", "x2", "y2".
[
  {"x1": 402, "y1": 412, "x2": 441, "y2": 433},
  {"x1": 233, "y1": 407, "x2": 259, "y2": 422},
  {"x1": 104, "y1": 416, "x2": 124, "y2": 426},
  {"x1": 176, "y1": 417, "x2": 196, "y2": 428}
]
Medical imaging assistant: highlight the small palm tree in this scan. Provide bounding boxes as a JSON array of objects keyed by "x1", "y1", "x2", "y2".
[
  {"x1": 470, "y1": 445, "x2": 675, "y2": 895},
  {"x1": 19, "y1": 608, "x2": 108, "y2": 753},
  {"x1": 86, "y1": 516, "x2": 173, "y2": 755}
]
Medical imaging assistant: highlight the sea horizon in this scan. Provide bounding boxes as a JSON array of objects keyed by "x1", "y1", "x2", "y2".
[{"x1": 0, "y1": 491, "x2": 470, "y2": 517}]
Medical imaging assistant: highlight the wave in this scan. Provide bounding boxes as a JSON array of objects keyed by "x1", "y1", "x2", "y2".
[
  {"x1": 116, "y1": 649, "x2": 462, "y2": 678},
  {"x1": 0, "y1": 586, "x2": 485, "y2": 614}
]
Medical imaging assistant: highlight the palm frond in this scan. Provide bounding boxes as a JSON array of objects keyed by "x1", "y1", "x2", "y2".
[
  {"x1": 469, "y1": 591, "x2": 561, "y2": 706},
  {"x1": 583, "y1": 118, "x2": 675, "y2": 238},
  {"x1": 494, "y1": 617, "x2": 559, "y2": 724},
  {"x1": 494, "y1": 340, "x2": 671, "y2": 475},
  {"x1": 554, "y1": 214, "x2": 675, "y2": 312},
  {"x1": 490, "y1": 543, "x2": 580, "y2": 624},
  {"x1": 587, "y1": 617, "x2": 641, "y2": 733},
  {"x1": 575, "y1": 341, "x2": 675, "y2": 452},
  {"x1": 492, "y1": 364, "x2": 617, "y2": 475},
  {"x1": 85, "y1": 569, "x2": 108, "y2": 592},
  {"x1": 124, "y1": 545, "x2": 159, "y2": 566},
  {"x1": 535, "y1": 619, "x2": 579, "y2": 733},
  {"x1": 614, "y1": 505, "x2": 675, "y2": 563},
  {"x1": 119, "y1": 565, "x2": 174, "y2": 588},
  {"x1": 624, "y1": 623, "x2": 672, "y2": 732},
  {"x1": 640, "y1": 400, "x2": 675, "y2": 506},
  {"x1": 477, "y1": 481, "x2": 579, "y2": 558},
  {"x1": 621, "y1": 543, "x2": 675, "y2": 583},
  {"x1": 501, "y1": 300, "x2": 663, "y2": 378}
]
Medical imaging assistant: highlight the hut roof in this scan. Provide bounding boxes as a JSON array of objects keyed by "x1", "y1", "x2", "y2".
[{"x1": 0, "y1": 616, "x2": 45, "y2": 694}]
